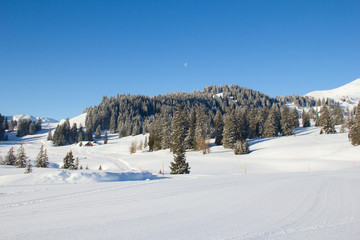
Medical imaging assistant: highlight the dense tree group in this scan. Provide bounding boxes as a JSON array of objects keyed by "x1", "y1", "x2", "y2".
[{"x1": 349, "y1": 103, "x2": 360, "y2": 145}]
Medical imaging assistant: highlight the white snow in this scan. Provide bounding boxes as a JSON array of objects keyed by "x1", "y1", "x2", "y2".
[
  {"x1": 0, "y1": 124, "x2": 360, "y2": 239},
  {"x1": 306, "y1": 78, "x2": 360, "y2": 110},
  {"x1": 59, "y1": 112, "x2": 87, "y2": 127}
]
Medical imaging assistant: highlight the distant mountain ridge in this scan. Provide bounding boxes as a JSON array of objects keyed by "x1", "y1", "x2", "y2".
[{"x1": 10, "y1": 115, "x2": 59, "y2": 124}]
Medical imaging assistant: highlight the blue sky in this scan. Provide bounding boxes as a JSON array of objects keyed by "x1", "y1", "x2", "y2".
[{"x1": 1, "y1": 0, "x2": 359, "y2": 120}]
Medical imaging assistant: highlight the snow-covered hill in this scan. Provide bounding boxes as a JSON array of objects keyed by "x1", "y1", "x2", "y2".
[{"x1": 306, "y1": 78, "x2": 360, "y2": 110}]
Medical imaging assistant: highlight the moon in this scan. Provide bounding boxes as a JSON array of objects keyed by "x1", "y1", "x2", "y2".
[{"x1": 184, "y1": 62, "x2": 188, "y2": 67}]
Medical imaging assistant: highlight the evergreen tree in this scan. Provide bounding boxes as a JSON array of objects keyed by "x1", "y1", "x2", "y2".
[
  {"x1": 3, "y1": 147, "x2": 16, "y2": 165},
  {"x1": 319, "y1": 105, "x2": 336, "y2": 134},
  {"x1": 234, "y1": 140, "x2": 250, "y2": 155},
  {"x1": 144, "y1": 136, "x2": 148, "y2": 149},
  {"x1": 281, "y1": 106, "x2": 294, "y2": 136},
  {"x1": 109, "y1": 111, "x2": 117, "y2": 134},
  {"x1": 98, "y1": 165, "x2": 102, "y2": 170},
  {"x1": 302, "y1": 110, "x2": 311, "y2": 127},
  {"x1": 62, "y1": 150, "x2": 76, "y2": 169},
  {"x1": 70, "y1": 123, "x2": 78, "y2": 143},
  {"x1": 47, "y1": 128, "x2": 53, "y2": 141},
  {"x1": 0, "y1": 114, "x2": 6, "y2": 140},
  {"x1": 36, "y1": 118, "x2": 42, "y2": 131},
  {"x1": 85, "y1": 128, "x2": 93, "y2": 141},
  {"x1": 290, "y1": 108, "x2": 300, "y2": 128},
  {"x1": 170, "y1": 106, "x2": 190, "y2": 174},
  {"x1": 29, "y1": 121, "x2": 37, "y2": 135},
  {"x1": 104, "y1": 131, "x2": 108, "y2": 144},
  {"x1": 161, "y1": 113, "x2": 172, "y2": 149},
  {"x1": 263, "y1": 106, "x2": 278, "y2": 137},
  {"x1": 194, "y1": 105, "x2": 207, "y2": 150},
  {"x1": 95, "y1": 125, "x2": 101, "y2": 139},
  {"x1": 349, "y1": 103, "x2": 360, "y2": 145},
  {"x1": 222, "y1": 108, "x2": 236, "y2": 148},
  {"x1": 35, "y1": 145, "x2": 49, "y2": 168},
  {"x1": 15, "y1": 145, "x2": 28, "y2": 168},
  {"x1": 24, "y1": 160, "x2": 32, "y2": 174},
  {"x1": 333, "y1": 103, "x2": 345, "y2": 125},
  {"x1": 214, "y1": 110, "x2": 224, "y2": 145},
  {"x1": 185, "y1": 108, "x2": 196, "y2": 149}
]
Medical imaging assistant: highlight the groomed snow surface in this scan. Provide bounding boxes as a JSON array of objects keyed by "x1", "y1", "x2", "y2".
[{"x1": 1, "y1": 125, "x2": 360, "y2": 240}]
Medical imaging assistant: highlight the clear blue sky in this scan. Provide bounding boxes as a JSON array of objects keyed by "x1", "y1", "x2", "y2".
[{"x1": 1, "y1": 0, "x2": 359, "y2": 120}]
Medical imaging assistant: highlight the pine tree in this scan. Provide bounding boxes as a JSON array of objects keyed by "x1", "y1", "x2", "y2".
[
  {"x1": 214, "y1": 110, "x2": 224, "y2": 145},
  {"x1": 170, "y1": 106, "x2": 190, "y2": 174},
  {"x1": 62, "y1": 150, "x2": 76, "y2": 169},
  {"x1": 98, "y1": 165, "x2": 102, "y2": 170},
  {"x1": 194, "y1": 105, "x2": 207, "y2": 150},
  {"x1": 15, "y1": 144, "x2": 28, "y2": 168},
  {"x1": 185, "y1": 108, "x2": 196, "y2": 149},
  {"x1": 29, "y1": 121, "x2": 37, "y2": 135},
  {"x1": 290, "y1": 108, "x2": 300, "y2": 128},
  {"x1": 281, "y1": 106, "x2": 294, "y2": 136},
  {"x1": 95, "y1": 125, "x2": 101, "y2": 139},
  {"x1": 35, "y1": 145, "x2": 49, "y2": 168},
  {"x1": 349, "y1": 103, "x2": 360, "y2": 145},
  {"x1": 104, "y1": 131, "x2": 108, "y2": 144},
  {"x1": 47, "y1": 128, "x2": 53, "y2": 141},
  {"x1": 320, "y1": 105, "x2": 336, "y2": 134},
  {"x1": 24, "y1": 159, "x2": 32, "y2": 174},
  {"x1": 36, "y1": 118, "x2": 42, "y2": 131},
  {"x1": 263, "y1": 106, "x2": 278, "y2": 137},
  {"x1": 161, "y1": 113, "x2": 172, "y2": 149},
  {"x1": 223, "y1": 108, "x2": 236, "y2": 148},
  {"x1": 234, "y1": 140, "x2": 250, "y2": 155},
  {"x1": 302, "y1": 110, "x2": 311, "y2": 127},
  {"x1": 3, "y1": 147, "x2": 16, "y2": 165},
  {"x1": 109, "y1": 111, "x2": 117, "y2": 134},
  {"x1": 333, "y1": 103, "x2": 345, "y2": 125}
]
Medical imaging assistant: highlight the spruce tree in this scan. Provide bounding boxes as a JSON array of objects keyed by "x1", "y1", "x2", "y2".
[
  {"x1": 104, "y1": 131, "x2": 108, "y2": 144},
  {"x1": 264, "y1": 107, "x2": 278, "y2": 137},
  {"x1": 15, "y1": 145, "x2": 28, "y2": 168},
  {"x1": 3, "y1": 147, "x2": 16, "y2": 165},
  {"x1": 214, "y1": 110, "x2": 224, "y2": 145},
  {"x1": 35, "y1": 145, "x2": 49, "y2": 168},
  {"x1": 194, "y1": 105, "x2": 207, "y2": 150},
  {"x1": 234, "y1": 140, "x2": 250, "y2": 155},
  {"x1": 349, "y1": 103, "x2": 360, "y2": 145},
  {"x1": 170, "y1": 106, "x2": 190, "y2": 174},
  {"x1": 281, "y1": 106, "x2": 294, "y2": 136},
  {"x1": 95, "y1": 125, "x2": 101, "y2": 139},
  {"x1": 47, "y1": 128, "x2": 53, "y2": 141},
  {"x1": 302, "y1": 110, "x2": 311, "y2": 127},
  {"x1": 29, "y1": 121, "x2": 37, "y2": 135},
  {"x1": 290, "y1": 108, "x2": 300, "y2": 128},
  {"x1": 62, "y1": 150, "x2": 76, "y2": 169},
  {"x1": 24, "y1": 160, "x2": 32, "y2": 174},
  {"x1": 222, "y1": 108, "x2": 236, "y2": 148},
  {"x1": 109, "y1": 111, "x2": 117, "y2": 134},
  {"x1": 161, "y1": 113, "x2": 171, "y2": 149},
  {"x1": 185, "y1": 108, "x2": 196, "y2": 149},
  {"x1": 320, "y1": 105, "x2": 336, "y2": 134}
]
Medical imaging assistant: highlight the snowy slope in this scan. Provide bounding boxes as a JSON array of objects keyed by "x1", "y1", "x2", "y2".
[
  {"x1": 59, "y1": 112, "x2": 87, "y2": 127},
  {"x1": 1, "y1": 125, "x2": 360, "y2": 239},
  {"x1": 306, "y1": 78, "x2": 360, "y2": 110}
]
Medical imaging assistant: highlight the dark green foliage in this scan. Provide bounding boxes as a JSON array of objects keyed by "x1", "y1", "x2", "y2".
[
  {"x1": 95, "y1": 125, "x2": 101, "y2": 139},
  {"x1": 302, "y1": 110, "x2": 311, "y2": 127},
  {"x1": 0, "y1": 114, "x2": 7, "y2": 141},
  {"x1": 161, "y1": 113, "x2": 172, "y2": 149},
  {"x1": 234, "y1": 140, "x2": 250, "y2": 155},
  {"x1": 35, "y1": 145, "x2": 49, "y2": 168},
  {"x1": 15, "y1": 145, "x2": 28, "y2": 168},
  {"x1": 3, "y1": 147, "x2": 16, "y2": 165},
  {"x1": 333, "y1": 103, "x2": 344, "y2": 125},
  {"x1": 104, "y1": 131, "x2": 108, "y2": 144},
  {"x1": 214, "y1": 110, "x2": 224, "y2": 145},
  {"x1": 170, "y1": 106, "x2": 190, "y2": 174},
  {"x1": 319, "y1": 105, "x2": 336, "y2": 134},
  {"x1": 349, "y1": 103, "x2": 360, "y2": 145},
  {"x1": 281, "y1": 106, "x2": 294, "y2": 136},
  {"x1": 36, "y1": 118, "x2": 42, "y2": 131},
  {"x1": 223, "y1": 108, "x2": 237, "y2": 149},
  {"x1": 290, "y1": 108, "x2": 300, "y2": 128},
  {"x1": 16, "y1": 118, "x2": 34, "y2": 137},
  {"x1": 62, "y1": 150, "x2": 76, "y2": 170},
  {"x1": 263, "y1": 106, "x2": 279, "y2": 137},
  {"x1": 47, "y1": 128, "x2": 53, "y2": 141},
  {"x1": 185, "y1": 108, "x2": 196, "y2": 149}
]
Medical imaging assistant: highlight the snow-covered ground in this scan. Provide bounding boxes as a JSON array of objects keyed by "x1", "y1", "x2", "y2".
[
  {"x1": 306, "y1": 78, "x2": 360, "y2": 111},
  {"x1": 0, "y1": 124, "x2": 360, "y2": 240}
]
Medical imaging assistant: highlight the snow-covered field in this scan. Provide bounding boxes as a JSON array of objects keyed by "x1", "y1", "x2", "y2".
[{"x1": 0, "y1": 124, "x2": 359, "y2": 240}]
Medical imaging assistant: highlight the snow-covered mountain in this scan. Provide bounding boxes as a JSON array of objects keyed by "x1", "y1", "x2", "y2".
[
  {"x1": 306, "y1": 78, "x2": 360, "y2": 110},
  {"x1": 10, "y1": 115, "x2": 58, "y2": 124}
]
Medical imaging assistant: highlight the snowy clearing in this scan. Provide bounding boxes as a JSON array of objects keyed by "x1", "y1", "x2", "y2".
[{"x1": 0, "y1": 125, "x2": 359, "y2": 240}]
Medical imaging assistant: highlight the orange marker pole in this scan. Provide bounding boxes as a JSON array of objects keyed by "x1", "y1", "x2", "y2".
[{"x1": 245, "y1": 163, "x2": 247, "y2": 175}]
